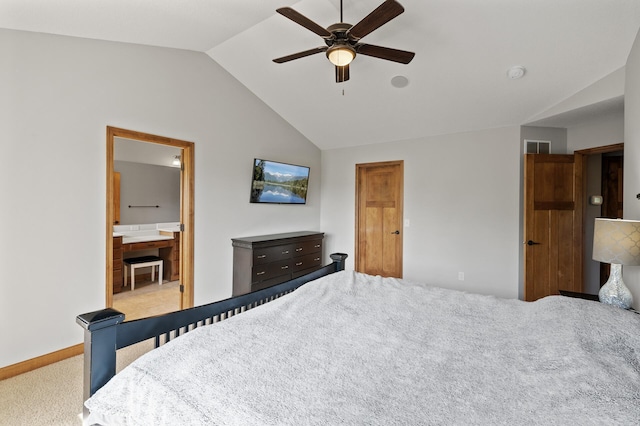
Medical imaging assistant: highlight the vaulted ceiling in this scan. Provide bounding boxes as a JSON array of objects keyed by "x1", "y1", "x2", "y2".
[{"x1": 2, "y1": 0, "x2": 639, "y2": 149}]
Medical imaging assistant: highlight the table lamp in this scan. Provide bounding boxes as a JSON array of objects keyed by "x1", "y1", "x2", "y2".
[{"x1": 592, "y1": 218, "x2": 640, "y2": 309}]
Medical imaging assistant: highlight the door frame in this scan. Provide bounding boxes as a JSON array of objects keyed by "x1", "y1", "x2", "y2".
[
  {"x1": 523, "y1": 143, "x2": 624, "y2": 301},
  {"x1": 574, "y1": 142, "x2": 624, "y2": 291},
  {"x1": 354, "y1": 160, "x2": 404, "y2": 277},
  {"x1": 105, "y1": 126, "x2": 195, "y2": 310}
]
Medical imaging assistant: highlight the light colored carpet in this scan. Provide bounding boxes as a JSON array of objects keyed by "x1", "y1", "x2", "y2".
[
  {"x1": 0, "y1": 282, "x2": 180, "y2": 425},
  {"x1": 0, "y1": 340, "x2": 153, "y2": 426}
]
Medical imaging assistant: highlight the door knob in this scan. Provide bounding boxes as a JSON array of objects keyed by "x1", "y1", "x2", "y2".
[
  {"x1": 391, "y1": 230, "x2": 400, "y2": 235},
  {"x1": 526, "y1": 240, "x2": 541, "y2": 246}
]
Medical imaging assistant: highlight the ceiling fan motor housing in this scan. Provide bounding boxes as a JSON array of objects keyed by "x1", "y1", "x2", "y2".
[{"x1": 325, "y1": 23, "x2": 357, "y2": 66}]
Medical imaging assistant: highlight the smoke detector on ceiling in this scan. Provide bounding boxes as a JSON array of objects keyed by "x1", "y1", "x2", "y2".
[{"x1": 507, "y1": 66, "x2": 526, "y2": 79}]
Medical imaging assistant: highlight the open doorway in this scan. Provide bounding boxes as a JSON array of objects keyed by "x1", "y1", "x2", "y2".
[
  {"x1": 106, "y1": 127, "x2": 194, "y2": 319},
  {"x1": 575, "y1": 142, "x2": 624, "y2": 295},
  {"x1": 523, "y1": 143, "x2": 624, "y2": 300}
]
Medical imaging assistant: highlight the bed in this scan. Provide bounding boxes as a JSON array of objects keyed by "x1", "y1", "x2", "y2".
[{"x1": 77, "y1": 253, "x2": 640, "y2": 425}]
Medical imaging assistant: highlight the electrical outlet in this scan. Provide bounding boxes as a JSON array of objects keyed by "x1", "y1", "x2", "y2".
[{"x1": 458, "y1": 272, "x2": 464, "y2": 281}]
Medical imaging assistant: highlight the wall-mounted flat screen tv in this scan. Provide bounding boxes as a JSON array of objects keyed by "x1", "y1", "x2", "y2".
[{"x1": 250, "y1": 158, "x2": 310, "y2": 204}]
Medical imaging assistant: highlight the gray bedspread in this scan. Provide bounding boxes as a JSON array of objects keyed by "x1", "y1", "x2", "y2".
[{"x1": 86, "y1": 271, "x2": 640, "y2": 425}]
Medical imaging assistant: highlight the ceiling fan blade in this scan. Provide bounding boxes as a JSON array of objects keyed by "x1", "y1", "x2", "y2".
[
  {"x1": 276, "y1": 7, "x2": 333, "y2": 38},
  {"x1": 356, "y1": 44, "x2": 415, "y2": 64},
  {"x1": 273, "y1": 47, "x2": 328, "y2": 63},
  {"x1": 347, "y1": 0, "x2": 405, "y2": 40},
  {"x1": 335, "y1": 64, "x2": 350, "y2": 83}
]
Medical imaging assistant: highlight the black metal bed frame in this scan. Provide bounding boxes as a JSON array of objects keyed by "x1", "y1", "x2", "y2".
[{"x1": 76, "y1": 253, "x2": 347, "y2": 418}]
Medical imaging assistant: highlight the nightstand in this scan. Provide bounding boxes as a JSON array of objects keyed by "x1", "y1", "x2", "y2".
[
  {"x1": 559, "y1": 290, "x2": 640, "y2": 314},
  {"x1": 558, "y1": 290, "x2": 599, "y2": 301}
]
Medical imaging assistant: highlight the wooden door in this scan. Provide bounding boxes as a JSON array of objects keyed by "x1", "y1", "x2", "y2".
[
  {"x1": 355, "y1": 161, "x2": 403, "y2": 278},
  {"x1": 523, "y1": 154, "x2": 583, "y2": 301}
]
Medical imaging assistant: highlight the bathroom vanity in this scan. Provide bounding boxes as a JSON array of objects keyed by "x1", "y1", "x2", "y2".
[{"x1": 113, "y1": 223, "x2": 181, "y2": 293}]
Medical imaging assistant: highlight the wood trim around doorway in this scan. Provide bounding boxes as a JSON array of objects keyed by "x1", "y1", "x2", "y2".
[
  {"x1": 106, "y1": 126, "x2": 195, "y2": 310},
  {"x1": 574, "y1": 142, "x2": 624, "y2": 156}
]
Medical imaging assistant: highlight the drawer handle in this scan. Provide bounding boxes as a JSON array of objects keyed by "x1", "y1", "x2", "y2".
[
  {"x1": 256, "y1": 271, "x2": 266, "y2": 276},
  {"x1": 295, "y1": 262, "x2": 303, "y2": 266},
  {"x1": 314, "y1": 244, "x2": 321, "y2": 248},
  {"x1": 257, "y1": 254, "x2": 267, "y2": 259},
  {"x1": 147, "y1": 243, "x2": 156, "y2": 247},
  {"x1": 282, "y1": 250, "x2": 289, "y2": 254},
  {"x1": 281, "y1": 265, "x2": 289, "y2": 270},
  {"x1": 296, "y1": 248, "x2": 303, "y2": 252},
  {"x1": 314, "y1": 257, "x2": 320, "y2": 261}
]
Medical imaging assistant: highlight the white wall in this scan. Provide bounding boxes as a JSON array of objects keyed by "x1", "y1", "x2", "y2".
[
  {"x1": 321, "y1": 126, "x2": 521, "y2": 299},
  {"x1": 623, "y1": 27, "x2": 640, "y2": 309},
  {"x1": 114, "y1": 161, "x2": 181, "y2": 224},
  {"x1": 521, "y1": 126, "x2": 568, "y2": 154},
  {"x1": 567, "y1": 112, "x2": 625, "y2": 153},
  {"x1": 0, "y1": 29, "x2": 321, "y2": 368},
  {"x1": 528, "y1": 67, "x2": 625, "y2": 123}
]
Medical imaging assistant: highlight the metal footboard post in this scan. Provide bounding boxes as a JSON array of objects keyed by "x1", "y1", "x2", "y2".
[
  {"x1": 330, "y1": 253, "x2": 348, "y2": 271},
  {"x1": 76, "y1": 308, "x2": 125, "y2": 418}
]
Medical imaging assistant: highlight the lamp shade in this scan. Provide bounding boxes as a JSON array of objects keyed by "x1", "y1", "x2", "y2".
[{"x1": 592, "y1": 218, "x2": 640, "y2": 265}]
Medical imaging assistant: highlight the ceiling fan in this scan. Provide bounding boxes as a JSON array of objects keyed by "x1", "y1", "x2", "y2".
[{"x1": 273, "y1": 0, "x2": 415, "y2": 83}]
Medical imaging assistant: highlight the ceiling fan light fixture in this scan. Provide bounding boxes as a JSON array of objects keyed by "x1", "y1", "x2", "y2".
[{"x1": 327, "y1": 45, "x2": 355, "y2": 66}]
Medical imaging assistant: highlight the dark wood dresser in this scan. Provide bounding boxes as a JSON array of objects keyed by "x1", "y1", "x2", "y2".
[{"x1": 232, "y1": 231, "x2": 324, "y2": 296}]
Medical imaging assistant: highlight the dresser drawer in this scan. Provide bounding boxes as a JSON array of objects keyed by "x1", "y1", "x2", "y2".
[
  {"x1": 291, "y1": 253, "x2": 322, "y2": 272},
  {"x1": 172, "y1": 233, "x2": 180, "y2": 260},
  {"x1": 251, "y1": 274, "x2": 291, "y2": 293},
  {"x1": 113, "y1": 258, "x2": 123, "y2": 271},
  {"x1": 124, "y1": 239, "x2": 173, "y2": 252},
  {"x1": 113, "y1": 269, "x2": 123, "y2": 286},
  {"x1": 112, "y1": 236, "x2": 123, "y2": 293},
  {"x1": 253, "y1": 244, "x2": 294, "y2": 265},
  {"x1": 251, "y1": 259, "x2": 292, "y2": 283},
  {"x1": 292, "y1": 240, "x2": 322, "y2": 257}
]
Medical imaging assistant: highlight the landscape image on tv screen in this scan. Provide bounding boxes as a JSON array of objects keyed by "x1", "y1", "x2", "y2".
[{"x1": 250, "y1": 159, "x2": 310, "y2": 204}]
